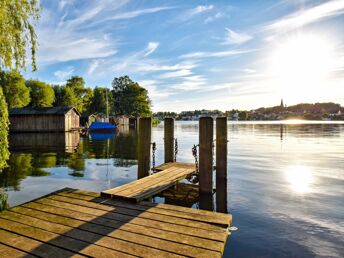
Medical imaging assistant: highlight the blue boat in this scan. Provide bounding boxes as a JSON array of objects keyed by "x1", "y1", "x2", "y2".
[{"x1": 88, "y1": 122, "x2": 117, "y2": 132}]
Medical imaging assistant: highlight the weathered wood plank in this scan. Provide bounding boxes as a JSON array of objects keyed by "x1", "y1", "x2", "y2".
[
  {"x1": 101, "y1": 166, "x2": 182, "y2": 196},
  {"x1": 155, "y1": 162, "x2": 195, "y2": 171},
  {"x1": 0, "y1": 218, "x2": 135, "y2": 258},
  {"x1": 0, "y1": 243, "x2": 38, "y2": 258},
  {"x1": 36, "y1": 197, "x2": 225, "y2": 232},
  {"x1": 69, "y1": 189, "x2": 231, "y2": 225},
  {"x1": 102, "y1": 166, "x2": 195, "y2": 201},
  {"x1": 12, "y1": 206, "x2": 224, "y2": 253},
  {"x1": 0, "y1": 211, "x2": 187, "y2": 258},
  {"x1": 1, "y1": 210, "x2": 221, "y2": 258},
  {"x1": 0, "y1": 229, "x2": 86, "y2": 258},
  {"x1": 56, "y1": 191, "x2": 231, "y2": 227},
  {"x1": 22, "y1": 201, "x2": 226, "y2": 242}
]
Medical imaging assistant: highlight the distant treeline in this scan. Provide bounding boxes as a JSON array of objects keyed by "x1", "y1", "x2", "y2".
[
  {"x1": 154, "y1": 102, "x2": 344, "y2": 121},
  {"x1": 0, "y1": 72, "x2": 151, "y2": 117}
]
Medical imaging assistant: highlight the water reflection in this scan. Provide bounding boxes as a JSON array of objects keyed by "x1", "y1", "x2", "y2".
[
  {"x1": 1, "y1": 129, "x2": 139, "y2": 192},
  {"x1": 285, "y1": 165, "x2": 315, "y2": 194}
]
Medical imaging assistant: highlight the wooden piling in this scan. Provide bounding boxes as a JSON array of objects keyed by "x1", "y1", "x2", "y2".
[
  {"x1": 164, "y1": 118, "x2": 174, "y2": 163},
  {"x1": 199, "y1": 117, "x2": 213, "y2": 194},
  {"x1": 137, "y1": 117, "x2": 152, "y2": 179},
  {"x1": 216, "y1": 117, "x2": 228, "y2": 213}
]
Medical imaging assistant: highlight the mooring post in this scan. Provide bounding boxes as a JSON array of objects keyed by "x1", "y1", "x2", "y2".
[
  {"x1": 216, "y1": 117, "x2": 228, "y2": 213},
  {"x1": 199, "y1": 117, "x2": 214, "y2": 194},
  {"x1": 137, "y1": 117, "x2": 152, "y2": 179},
  {"x1": 164, "y1": 118, "x2": 174, "y2": 163}
]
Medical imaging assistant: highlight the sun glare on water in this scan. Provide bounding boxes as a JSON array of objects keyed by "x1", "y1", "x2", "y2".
[
  {"x1": 285, "y1": 165, "x2": 315, "y2": 194},
  {"x1": 268, "y1": 34, "x2": 335, "y2": 101}
]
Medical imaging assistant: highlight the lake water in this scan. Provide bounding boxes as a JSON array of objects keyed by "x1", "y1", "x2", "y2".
[{"x1": 1, "y1": 121, "x2": 344, "y2": 257}]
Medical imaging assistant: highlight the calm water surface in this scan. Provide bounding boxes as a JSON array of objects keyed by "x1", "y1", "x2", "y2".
[{"x1": 1, "y1": 121, "x2": 344, "y2": 257}]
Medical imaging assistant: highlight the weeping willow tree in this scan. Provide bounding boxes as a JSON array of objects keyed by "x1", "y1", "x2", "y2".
[
  {"x1": 0, "y1": 1, "x2": 40, "y2": 210},
  {"x1": 0, "y1": 0, "x2": 40, "y2": 172},
  {"x1": 0, "y1": 0, "x2": 40, "y2": 71}
]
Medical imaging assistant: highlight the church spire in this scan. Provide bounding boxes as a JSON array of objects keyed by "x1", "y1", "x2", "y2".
[{"x1": 280, "y1": 98, "x2": 284, "y2": 108}]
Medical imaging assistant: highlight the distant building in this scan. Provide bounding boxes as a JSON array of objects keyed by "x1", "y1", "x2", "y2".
[
  {"x1": 9, "y1": 106, "x2": 80, "y2": 132},
  {"x1": 280, "y1": 99, "x2": 284, "y2": 108}
]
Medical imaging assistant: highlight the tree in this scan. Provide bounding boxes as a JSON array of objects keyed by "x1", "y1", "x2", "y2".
[
  {"x1": 88, "y1": 87, "x2": 111, "y2": 115},
  {"x1": 0, "y1": 0, "x2": 40, "y2": 71},
  {"x1": 64, "y1": 76, "x2": 91, "y2": 113},
  {"x1": 0, "y1": 88, "x2": 9, "y2": 170},
  {"x1": 0, "y1": 0, "x2": 40, "y2": 171},
  {"x1": 26, "y1": 79, "x2": 55, "y2": 107},
  {"x1": 112, "y1": 76, "x2": 151, "y2": 117},
  {"x1": 0, "y1": 71, "x2": 30, "y2": 108}
]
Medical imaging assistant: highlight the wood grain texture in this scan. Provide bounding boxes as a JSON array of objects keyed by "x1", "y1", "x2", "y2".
[{"x1": 0, "y1": 188, "x2": 231, "y2": 258}]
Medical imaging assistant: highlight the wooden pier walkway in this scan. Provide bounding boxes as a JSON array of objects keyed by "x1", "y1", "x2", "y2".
[
  {"x1": 0, "y1": 188, "x2": 231, "y2": 258},
  {"x1": 101, "y1": 162, "x2": 196, "y2": 202}
]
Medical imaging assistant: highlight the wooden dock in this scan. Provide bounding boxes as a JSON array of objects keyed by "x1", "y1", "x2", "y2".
[
  {"x1": 0, "y1": 188, "x2": 231, "y2": 258},
  {"x1": 101, "y1": 162, "x2": 196, "y2": 202}
]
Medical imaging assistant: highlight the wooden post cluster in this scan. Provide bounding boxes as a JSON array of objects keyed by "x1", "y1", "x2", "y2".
[
  {"x1": 137, "y1": 117, "x2": 152, "y2": 179},
  {"x1": 216, "y1": 117, "x2": 228, "y2": 213},
  {"x1": 199, "y1": 117, "x2": 214, "y2": 194},
  {"x1": 164, "y1": 118, "x2": 174, "y2": 163}
]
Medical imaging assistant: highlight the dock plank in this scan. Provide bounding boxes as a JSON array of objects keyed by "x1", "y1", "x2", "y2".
[
  {"x1": 12, "y1": 206, "x2": 224, "y2": 253},
  {"x1": 57, "y1": 190, "x2": 231, "y2": 227},
  {"x1": 102, "y1": 165, "x2": 196, "y2": 202},
  {"x1": 0, "y1": 188, "x2": 231, "y2": 257}
]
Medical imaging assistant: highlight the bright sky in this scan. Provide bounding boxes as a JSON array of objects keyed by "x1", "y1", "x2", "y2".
[{"x1": 25, "y1": 0, "x2": 344, "y2": 112}]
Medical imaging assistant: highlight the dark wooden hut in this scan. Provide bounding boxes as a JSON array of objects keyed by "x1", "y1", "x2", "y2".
[{"x1": 9, "y1": 107, "x2": 80, "y2": 132}]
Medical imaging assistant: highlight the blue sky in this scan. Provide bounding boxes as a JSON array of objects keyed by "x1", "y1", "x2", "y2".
[{"x1": 25, "y1": 0, "x2": 344, "y2": 111}]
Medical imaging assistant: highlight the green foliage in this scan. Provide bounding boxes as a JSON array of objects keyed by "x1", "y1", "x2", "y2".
[
  {"x1": 0, "y1": 70, "x2": 30, "y2": 108},
  {"x1": 55, "y1": 76, "x2": 93, "y2": 114},
  {"x1": 88, "y1": 87, "x2": 111, "y2": 115},
  {"x1": 26, "y1": 79, "x2": 55, "y2": 107},
  {"x1": 0, "y1": 88, "x2": 9, "y2": 170},
  {"x1": 152, "y1": 118, "x2": 161, "y2": 126},
  {"x1": 112, "y1": 76, "x2": 151, "y2": 117},
  {"x1": 0, "y1": 190, "x2": 9, "y2": 211},
  {"x1": 0, "y1": 0, "x2": 40, "y2": 71}
]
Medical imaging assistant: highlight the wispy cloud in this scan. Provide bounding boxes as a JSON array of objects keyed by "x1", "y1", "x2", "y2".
[
  {"x1": 177, "y1": 5, "x2": 214, "y2": 22},
  {"x1": 144, "y1": 42, "x2": 160, "y2": 56},
  {"x1": 204, "y1": 12, "x2": 224, "y2": 23},
  {"x1": 179, "y1": 49, "x2": 254, "y2": 59},
  {"x1": 87, "y1": 59, "x2": 103, "y2": 75},
  {"x1": 158, "y1": 69, "x2": 193, "y2": 79},
  {"x1": 265, "y1": 0, "x2": 344, "y2": 31},
  {"x1": 54, "y1": 66, "x2": 74, "y2": 80},
  {"x1": 223, "y1": 28, "x2": 253, "y2": 45},
  {"x1": 36, "y1": 1, "x2": 170, "y2": 64}
]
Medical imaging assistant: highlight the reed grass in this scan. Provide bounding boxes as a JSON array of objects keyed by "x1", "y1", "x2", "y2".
[{"x1": 0, "y1": 189, "x2": 9, "y2": 211}]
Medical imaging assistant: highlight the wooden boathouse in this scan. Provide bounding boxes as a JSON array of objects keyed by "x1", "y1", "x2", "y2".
[{"x1": 9, "y1": 107, "x2": 80, "y2": 132}]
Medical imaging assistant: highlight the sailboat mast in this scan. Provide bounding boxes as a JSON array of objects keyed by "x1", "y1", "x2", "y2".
[{"x1": 106, "y1": 87, "x2": 109, "y2": 119}]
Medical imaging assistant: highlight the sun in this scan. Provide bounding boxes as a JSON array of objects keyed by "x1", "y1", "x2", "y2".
[{"x1": 268, "y1": 34, "x2": 335, "y2": 101}]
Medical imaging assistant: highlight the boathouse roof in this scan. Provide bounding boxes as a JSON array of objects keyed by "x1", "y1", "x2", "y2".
[{"x1": 9, "y1": 106, "x2": 80, "y2": 116}]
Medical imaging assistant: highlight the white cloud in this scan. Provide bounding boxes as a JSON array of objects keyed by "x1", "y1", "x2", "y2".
[
  {"x1": 265, "y1": 0, "x2": 344, "y2": 31},
  {"x1": 170, "y1": 75, "x2": 207, "y2": 90},
  {"x1": 177, "y1": 5, "x2": 214, "y2": 22},
  {"x1": 36, "y1": 2, "x2": 171, "y2": 64},
  {"x1": 54, "y1": 66, "x2": 74, "y2": 80},
  {"x1": 179, "y1": 49, "x2": 254, "y2": 59},
  {"x1": 204, "y1": 12, "x2": 224, "y2": 23},
  {"x1": 102, "y1": 6, "x2": 174, "y2": 21},
  {"x1": 87, "y1": 59, "x2": 103, "y2": 75},
  {"x1": 223, "y1": 28, "x2": 253, "y2": 45},
  {"x1": 158, "y1": 69, "x2": 192, "y2": 79},
  {"x1": 144, "y1": 42, "x2": 160, "y2": 56}
]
